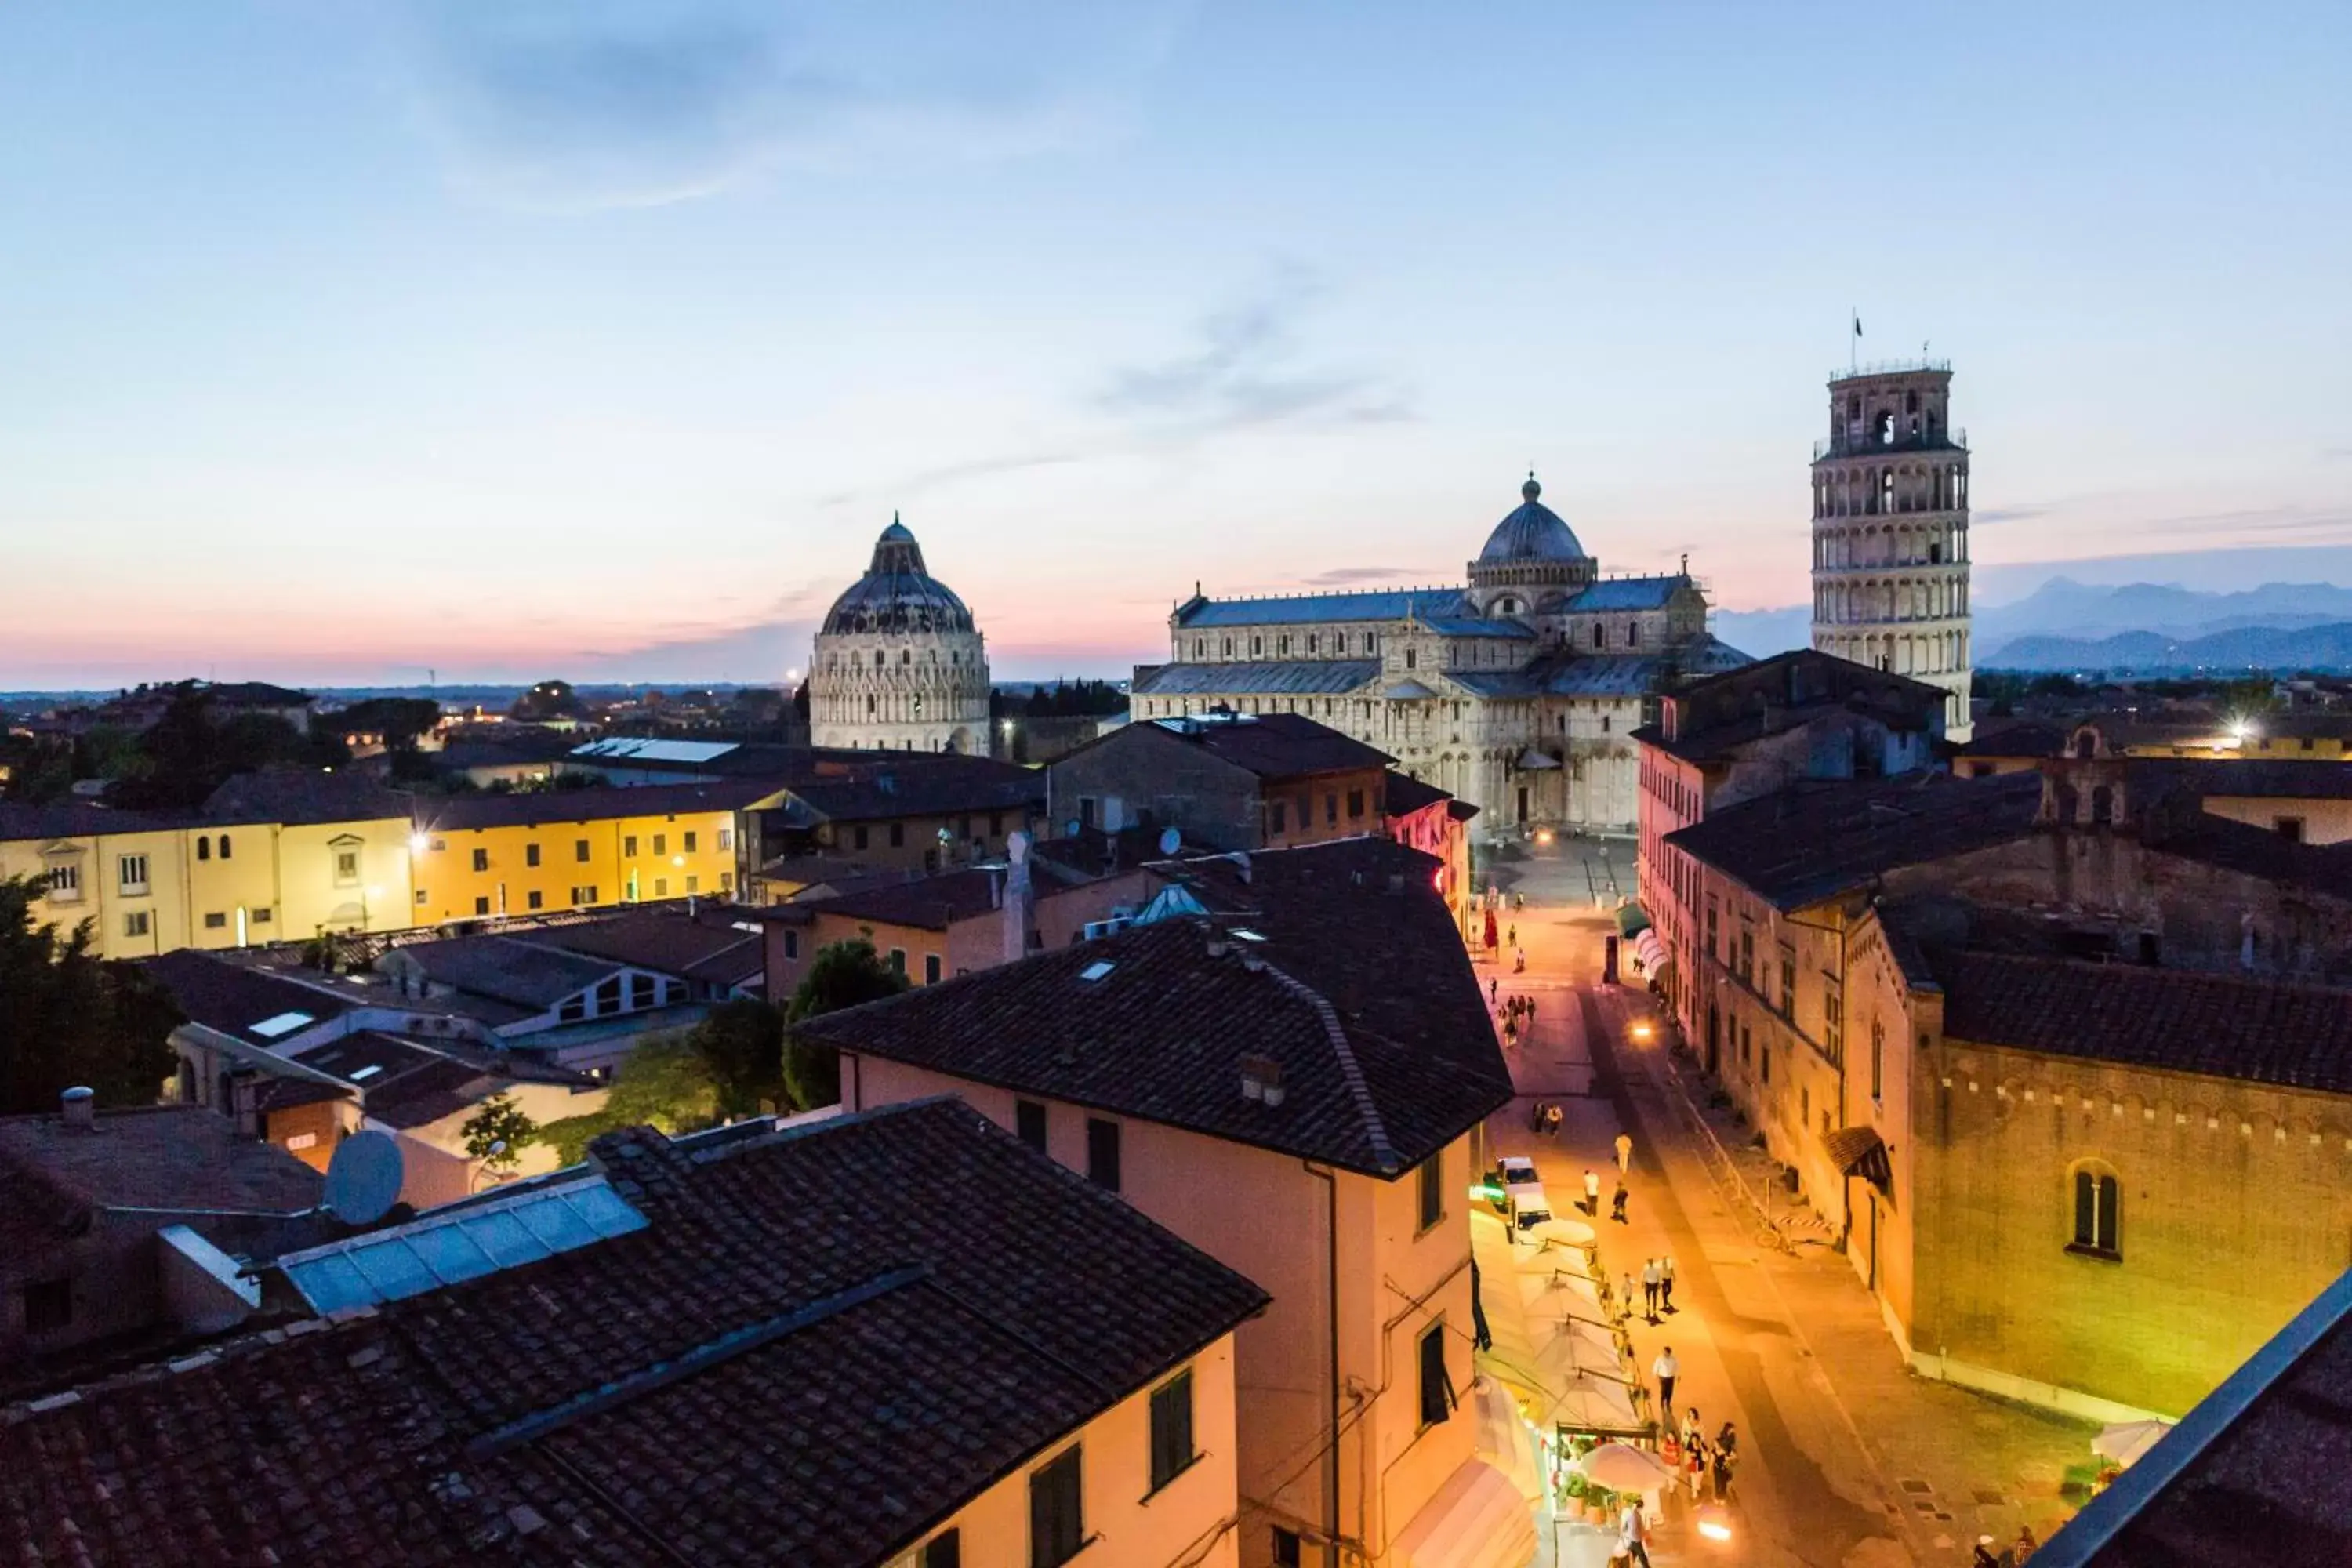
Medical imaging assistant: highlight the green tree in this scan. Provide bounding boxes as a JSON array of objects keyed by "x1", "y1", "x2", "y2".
[
  {"x1": 333, "y1": 697, "x2": 442, "y2": 750},
  {"x1": 459, "y1": 1093, "x2": 539, "y2": 1170},
  {"x1": 537, "y1": 1032, "x2": 722, "y2": 1163},
  {"x1": 781, "y1": 938, "x2": 908, "y2": 1111},
  {"x1": 690, "y1": 997, "x2": 787, "y2": 1116},
  {"x1": 511, "y1": 679, "x2": 585, "y2": 722},
  {"x1": 0, "y1": 877, "x2": 183, "y2": 1116}
]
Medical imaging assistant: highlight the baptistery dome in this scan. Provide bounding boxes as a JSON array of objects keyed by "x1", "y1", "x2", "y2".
[
  {"x1": 820, "y1": 518, "x2": 978, "y2": 636},
  {"x1": 808, "y1": 516, "x2": 992, "y2": 754},
  {"x1": 1475, "y1": 477, "x2": 1588, "y2": 565}
]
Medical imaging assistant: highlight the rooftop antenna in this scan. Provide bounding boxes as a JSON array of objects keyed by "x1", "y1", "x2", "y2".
[{"x1": 324, "y1": 1130, "x2": 405, "y2": 1227}]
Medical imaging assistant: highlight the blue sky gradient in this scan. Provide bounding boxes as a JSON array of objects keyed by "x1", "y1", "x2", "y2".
[{"x1": 2, "y1": 1, "x2": 2346, "y2": 685}]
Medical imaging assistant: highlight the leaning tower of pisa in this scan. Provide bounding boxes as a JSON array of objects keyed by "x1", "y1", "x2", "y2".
[{"x1": 1809, "y1": 359, "x2": 1974, "y2": 740}]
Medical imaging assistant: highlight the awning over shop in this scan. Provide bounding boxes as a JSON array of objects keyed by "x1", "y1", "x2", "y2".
[
  {"x1": 1822, "y1": 1125, "x2": 1893, "y2": 1195},
  {"x1": 1634, "y1": 929, "x2": 1668, "y2": 972},
  {"x1": 1514, "y1": 748, "x2": 1561, "y2": 770},
  {"x1": 1392, "y1": 1457, "x2": 1540, "y2": 1568},
  {"x1": 1613, "y1": 905, "x2": 1652, "y2": 938},
  {"x1": 1472, "y1": 1375, "x2": 1545, "y2": 1504}
]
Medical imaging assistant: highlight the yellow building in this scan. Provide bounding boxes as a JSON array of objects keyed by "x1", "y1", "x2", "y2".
[
  {"x1": 408, "y1": 779, "x2": 782, "y2": 924},
  {"x1": 0, "y1": 804, "x2": 209, "y2": 960}
]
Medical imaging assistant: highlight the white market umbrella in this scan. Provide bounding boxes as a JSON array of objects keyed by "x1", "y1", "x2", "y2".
[
  {"x1": 1576, "y1": 1441, "x2": 1680, "y2": 1492},
  {"x1": 2094, "y1": 1418, "x2": 2175, "y2": 1468}
]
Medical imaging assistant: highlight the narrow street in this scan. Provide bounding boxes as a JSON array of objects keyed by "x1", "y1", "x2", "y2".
[{"x1": 1473, "y1": 840, "x2": 2092, "y2": 1567}]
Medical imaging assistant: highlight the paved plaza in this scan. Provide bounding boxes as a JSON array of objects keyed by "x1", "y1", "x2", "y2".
[{"x1": 1471, "y1": 837, "x2": 2093, "y2": 1567}]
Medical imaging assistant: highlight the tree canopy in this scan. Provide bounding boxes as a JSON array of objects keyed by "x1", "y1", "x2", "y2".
[
  {"x1": 536, "y1": 1032, "x2": 722, "y2": 1165},
  {"x1": 0, "y1": 877, "x2": 183, "y2": 1116},
  {"x1": 102, "y1": 685, "x2": 348, "y2": 810},
  {"x1": 781, "y1": 938, "x2": 908, "y2": 1111}
]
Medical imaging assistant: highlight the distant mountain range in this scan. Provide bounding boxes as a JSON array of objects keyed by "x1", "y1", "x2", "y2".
[{"x1": 1711, "y1": 579, "x2": 2352, "y2": 673}]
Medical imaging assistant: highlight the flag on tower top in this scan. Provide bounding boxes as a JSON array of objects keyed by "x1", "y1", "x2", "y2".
[{"x1": 1853, "y1": 312, "x2": 1864, "y2": 338}]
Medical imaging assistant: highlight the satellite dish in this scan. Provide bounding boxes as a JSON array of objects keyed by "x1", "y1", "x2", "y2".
[
  {"x1": 1065, "y1": 819, "x2": 1083, "y2": 839},
  {"x1": 325, "y1": 1130, "x2": 405, "y2": 1226},
  {"x1": 1158, "y1": 827, "x2": 1181, "y2": 857}
]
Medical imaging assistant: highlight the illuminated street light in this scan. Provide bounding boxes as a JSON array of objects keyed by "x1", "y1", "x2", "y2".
[{"x1": 408, "y1": 831, "x2": 430, "y2": 855}]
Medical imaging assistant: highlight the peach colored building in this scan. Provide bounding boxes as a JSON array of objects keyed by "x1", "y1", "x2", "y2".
[{"x1": 801, "y1": 838, "x2": 1533, "y2": 1568}]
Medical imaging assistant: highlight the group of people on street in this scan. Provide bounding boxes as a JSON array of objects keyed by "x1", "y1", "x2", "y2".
[
  {"x1": 1639, "y1": 1255, "x2": 1677, "y2": 1320},
  {"x1": 1527, "y1": 1101, "x2": 1565, "y2": 1137},
  {"x1": 1974, "y1": 1524, "x2": 2041, "y2": 1566}
]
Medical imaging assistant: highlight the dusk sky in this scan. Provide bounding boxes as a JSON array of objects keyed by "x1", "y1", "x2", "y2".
[{"x1": 2, "y1": 1, "x2": 2347, "y2": 688}]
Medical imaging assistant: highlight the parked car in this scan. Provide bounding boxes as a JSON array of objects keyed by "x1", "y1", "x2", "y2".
[{"x1": 1490, "y1": 1155, "x2": 1542, "y2": 1215}]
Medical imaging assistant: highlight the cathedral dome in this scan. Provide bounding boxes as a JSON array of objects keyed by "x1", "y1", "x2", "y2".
[
  {"x1": 821, "y1": 516, "x2": 977, "y2": 636},
  {"x1": 1476, "y1": 477, "x2": 1587, "y2": 565}
]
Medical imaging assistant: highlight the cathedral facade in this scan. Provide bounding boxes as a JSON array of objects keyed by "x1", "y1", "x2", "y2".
[
  {"x1": 1132, "y1": 478, "x2": 1749, "y2": 833},
  {"x1": 808, "y1": 517, "x2": 992, "y2": 753}
]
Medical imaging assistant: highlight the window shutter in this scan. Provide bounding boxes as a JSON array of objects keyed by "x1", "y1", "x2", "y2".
[
  {"x1": 2074, "y1": 1170, "x2": 2096, "y2": 1248},
  {"x1": 2097, "y1": 1176, "x2": 2119, "y2": 1254}
]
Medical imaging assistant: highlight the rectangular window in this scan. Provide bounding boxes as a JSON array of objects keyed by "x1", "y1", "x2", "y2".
[
  {"x1": 124, "y1": 911, "x2": 151, "y2": 938},
  {"x1": 1269, "y1": 800, "x2": 1287, "y2": 834},
  {"x1": 2074, "y1": 1171, "x2": 2122, "y2": 1256},
  {"x1": 1087, "y1": 1118, "x2": 1121, "y2": 1192},
  {"x1": 471, "y1": 848, "x2": 489, "y2": 873},
  {"x1": 527, "y1": 890, "x2": 544, "y2": 911},
  {"x1": 717, "y1": 826, "x2": 735, "y2": 852},
  {"x1": 653, "y1": 833, "x2": 667, "y2": 855},
  {"x1": 1347, "y1": 789, "x2": 1364, "y2": 818},
  {"x1": 1149, "y1": 1369, "x2": 1196, "y2": 1493},
  {"x1": 924, "y1": 953, "x2": 942, "y2": 985},
  {"x1": 720, "y1": 871, "x2": 734, "y2": 894},
  {"x1": 46, "y1": 864, "x2": 81, "y2": 899},
  {"x1": 630, "y1": 974, "x2": 655, "y2": 1010},
  {"x1": 1704, "y1": 904, "x2": 1719, "y2": 960},
  {"x1": 1779, "y1": 953, "x2": 1796, "y2": 1019},
  {"x1": 525, "y1": 842, "x2": 541, "y2": 868},
  {"x1": 888, "y1": 948, "x2": 906, "y2": 975},
  {"x1": 474, "y1": 896, "x2": 491, "y2": 916},
  {"x1": 889, "y1": 822, "x2": 905, "y2": 848},
  {"x1": 203, "y1": 911, "x2": 227, "y2": 930},
  {"x1": 252, "y1": 907, "x2": 272, "y2": 925},
  {"x1": 1417, "y1": 1321, "x2": 1452, "y2": 1428},
  {"x1": 118, "y1": 854, "x2": 149, "y2": 894},
  {"x1": 1029, "y1": 1446, "x2": 1084, "y2": 1568},
  {"x1": 1870, "y1": 1021, "x2": 1884, "y2": 1100},
  {"x1": 22, "y1": 1279, "x2": 71, "y2": 1335},
  {"x1": 855, "y1": 826, "x2": 871, "y2": 851},
  {"x1": 623, "y1": 835, "x2": 639, "y2": 858},
  {"x1": 335, "y1": 849, "x2": 360, "y2": 884},
  {"x1": 682, "y1": 830, "x2": 698, "y2": 853},
  {"x1": 416, "y1": 888, "x2": 428, "y2": 906},
  {"x1": 1325, "y1": 793, "x2": 1338, "y2": 826},
  {"x1": 1016, "y1": 1098, "x2": 1047, "y2": 1152},
  {"x1": 783, "y1": 930, "x2": 799, "y2": 960},
  {"x1": 1417, "y1": 1151, "x2": 1444, "y2": 1231},
  {"x1": 2277, "y1": 817, "x2": 2307, "y2": 843},
  {"x1": 1740, "y1": 930, "x2": 1755, "y2": 984},
  {"x1": 1272, "y1": 1529, "x2": 1303, "y2": 1568},
  {"x1": 920, "y1": 1532, "x2": 960, "y2": 1568},
  {"x1": 685, "y1": 875, "x2": 699, "y2": 895},
  {"x1": 653, "y1": 877, "x2": 669, "y2": 898},
  {"x1": 575, "y1": 839, "x2": 590, "y2": 862},
  {"x1": 1824, "y1": 977, "x2": 1843, "y2": 1067}
]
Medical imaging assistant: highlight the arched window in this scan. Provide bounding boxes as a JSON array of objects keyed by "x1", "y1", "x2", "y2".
[
  {"x1": 1591, "y1": 624, "x2": 1604, "y2": 649},
  {"x1": 1625, "y1": 622, "x2": 1639, "y2": 648},
  {"x1": 219, "y1": 835, "x2": 231, "y2": 860},
  {"x1": 873, "y1": 649, "x2": 885, "y2": 668},
  {"x1": 197, "y1": 837, "x2": 210, "y2": 862},
  {"x1": 2091, "y1": 786, "x2": 2114, "y2": 826},
  {"x1": 1404, "y1": 648, "x2": 1417, "y2": 670},
  {"x1": 2071, "y1": 1165, "x2": 2121, "y2": 1258}
]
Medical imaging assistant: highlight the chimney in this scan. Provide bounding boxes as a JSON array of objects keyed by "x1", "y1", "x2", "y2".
[
  {"x1": 1239, "y1": 1055, "x2": 1285, "y2": 1108},
  {"x1": 60, "y1": 1086, "x2": 95, "y2": 1131}
]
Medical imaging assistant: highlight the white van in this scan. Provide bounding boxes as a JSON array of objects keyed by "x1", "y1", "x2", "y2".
[{"x1": 1507, "y1": 1184, "x2": 1556, "y2": 1239}]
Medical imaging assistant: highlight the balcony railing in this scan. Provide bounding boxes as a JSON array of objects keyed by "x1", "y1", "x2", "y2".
[
  {"x1": 1813, "y1": 427, "x2": 1968, "y2": 462},
  {"x1": 1828, "y1": 357, "x2": 1952, "y2": 382}
]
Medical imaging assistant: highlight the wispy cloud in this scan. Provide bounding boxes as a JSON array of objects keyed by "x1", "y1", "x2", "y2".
[
  {"x1": 401, "y1": 0, "x2": 1187, "y2": 211},
  {"x1": 1094, "y1": 264, "x2": 1413, "y2": 434},
  {"x1": 1299, "y1": 566, "x2": 1421, "y2": 586},
  {"x1": 1973, "y1": 506, "x2": 2047, "y2": 525}
]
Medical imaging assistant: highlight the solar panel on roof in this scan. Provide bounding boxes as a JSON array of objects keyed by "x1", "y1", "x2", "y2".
[{"x1": 276, "y1": 1176, "x2": 649, "y2": 1312}]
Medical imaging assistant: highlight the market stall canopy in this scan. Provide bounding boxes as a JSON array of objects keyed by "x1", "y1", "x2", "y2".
[
  {"x1": 1634, "y1": 928, "x2": 1668, "y2": 971},
  {"x1": 1577, "y1": 1441, "x2": 1680, "y2": 1492},
  {"x1": 1472, "y1": 1375, "x2": 1545, "y2": 1504},
  {"x1": 1526, "y1": 1215, "x2": 1598, "y2": 1252},
  {"x1": 2094, "y1": 1417, "x2": 2176, "y2": 1469},
  {"x1": 1516, "y1": 1265, "x2": 1605, "y2": 1315},
  {"x1": 1544, "y1": 1368, "x2": 1645, "y2": 1436},
  {"x1": 1392, "y1": 1457, "x2": 1540, "y2": 1568},
  {"x1": 1820, "y1": 1125, "x2": 1893, "y2": 1195},
  {"x1": 1534, "y1": 1317, "x2": 1627, "y2": 1383},
  {"x1": 1613, "y1": 905, "x2": 1652, "y2": 937}
]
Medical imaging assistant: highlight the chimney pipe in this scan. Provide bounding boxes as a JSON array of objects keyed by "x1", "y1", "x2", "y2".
[{"x1": 60, "y1": 1086, "x2": 95, "y2": 1131}]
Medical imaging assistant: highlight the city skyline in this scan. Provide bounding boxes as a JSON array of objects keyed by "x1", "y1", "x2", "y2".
[{"x1": 3, "y1": 1, "x2": 2347, "y2": 688}]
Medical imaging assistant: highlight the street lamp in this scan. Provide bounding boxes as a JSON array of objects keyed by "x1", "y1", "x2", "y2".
[{"x1": 471, "y1": 1141, "x2": 509, "y2": 1193}]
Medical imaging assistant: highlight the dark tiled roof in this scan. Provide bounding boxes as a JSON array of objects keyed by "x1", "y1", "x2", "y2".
[
  {"x1": 420, "y1": 779, "x2": 781, "y2": 833},
  {"x1": 2145, "y1": 813, "x2": 2352, "y2": 897},
  {"x1": 1951, "y1": 717, "x2": 2071, "y2": 757},
  {"x1": 1564, "y1": 575, "x2": 1690, "y2": 612},
  {"x1": 143, "y1": 949, "x2": 354, "y2": 1043},
  {"x1": 1666, "y1": 770, "x2": 2042, "y2": 909},
  {"x1": 1131, "y1": 659, "x2": 1382, "y2": 696},
  {"x1": 1933, "y1": 950, "x2": 2352, "y2": 1094},
  {"x1": 781, "y1": 767, "x2": 1044, "y2": 824},
  {"x1": 1068, "y1": 712, "x2": 1392, "y2": 781},
  {"x1": 203, "y1": 770, "x2": 412, "y2": 826},
  {"x1": 390, "y1": 935, "x2": 621, "y2": 1010},
  {"x1": 1642, "y1": 649, "x2": 1946, "y2": 764},
  {"x1": 1174, "y1": 587, "x2": 1471, "y2": 628},
  {"x1": 2043, "y1": 1267, "x2": 2352, "y2": 1568},
  {"x1": 800, "y1": 837, "x2": 1512, "y2": 1175},
  {"x1": 0, "y1": 1105, "x2": 325, "y2": 1255},
  {"x1": 528, "y1": 908, "x2": 764, "y2": 985},
  {"x1": 0, "y1": 802, "x2": 203, "y2": 840},
  {"x1": 0, "y1": 1099, "x2": 1266, "y2": 1567},
  {"x1": 1384, "y1": 770, "x2": 1454, "y2": 818},
  {"x1": 800, "y1": 866, "x2": 1010, "y2": 931},
  {"x1": 2140, "y1": 757, "x2": 2352, "y2": 801}
]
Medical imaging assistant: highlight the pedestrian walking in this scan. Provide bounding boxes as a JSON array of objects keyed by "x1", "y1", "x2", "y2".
[
  {"x1": 1652, "y1": 1346, "x2": 1679, "y2": 1418},
  {"x1": 1507, "y1": 924, "x2": 1517, "y2": 949},
  {"x1": 1530, "y1": 1100, "x2": 1546, "y2": 1134},
  {"x1": 1545, "y1": 1104, "x2": 1564, "y2": 1138},
  {"x1": 1620, "y1": 1271, "x2": 1638, "y2": 1318},
  {"x1": 1640, "y1": 1258, "x2": 1661, "y2": 1320},
  {"x1": 1470, "y1": 1260, "x2": 1493, "y2": 1352},
  {"x1": 1660, "y1": 1254, "x2": 1677, "y2": 1313},
  {"x1": 1614, "y1": 1131, "x2": 1632, "y2": 1173},
  {"x1": 1584, "y1": 1168, "x2": 1601, "y2": 1215},
  {"x1": 1973, "y1": 1537, "x2": 2002, "y2": 1568},
  {"x1": 1611, "y1": 1180, "x2": 1629, "y2": 1223},
  {"x1": 1617, "y1": 1498, "x2": 1653, "y2": 1568},
  {"x1": 2013, "y1": 1523, "x2": 2040, "y2": 1560},
  {"x1": 1489, "y1": 976, "x2": 1499, "y2": 1005},
  {"x1": 1710, "y1": 1438, "x2": 1736, "y2": 1502},
  {"x1": 1514, "y1": 945, "x2": 1526, "y2": 973},
  {"x1": 1683, "y1": 1435, "x2": 1707, "y2": 1502}
]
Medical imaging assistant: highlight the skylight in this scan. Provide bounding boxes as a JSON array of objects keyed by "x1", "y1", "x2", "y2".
[
  {"x1": 276, "y1": 1176, "x2": 649, "y2": 1313},
  {"x1": 249, "y1": 1011, "x2": 315, "y2": 1039},
  {"x1": 1231, "y1": 928, "x2": 1268, "y2": 942},
  {"x1": 1080, "y1": 960, "x2": 1116, "y2": 982},
  {"x1": 348, "y1": 1065, "x2": 383, "y2": 1081}
]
